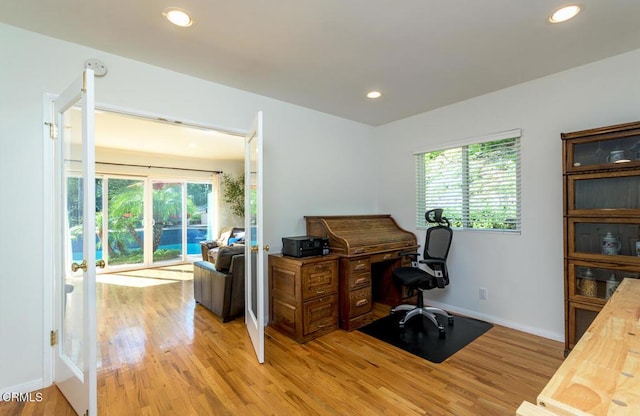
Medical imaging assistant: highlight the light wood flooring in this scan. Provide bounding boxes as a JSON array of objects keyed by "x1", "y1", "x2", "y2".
[{"x1": 1, "y1": 266, "x2": 565, "y2": 415}]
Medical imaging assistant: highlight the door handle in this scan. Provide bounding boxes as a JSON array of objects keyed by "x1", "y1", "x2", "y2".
[
  {"x1": 71, "y1": 260, "x2": 87, "y2": 272},
  {"x1": 96, "y1": 259, "x2": 105, "y2": 269},
  {"x1": 251, "y1": 245, "x2": 270, "y2": 253}
]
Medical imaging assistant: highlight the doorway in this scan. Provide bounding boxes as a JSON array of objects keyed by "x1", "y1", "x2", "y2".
[
  {"x1": 78, "y1": 108, "x2": 246, "y2": 274},
  {"x1": 48, "y1": 100, "x2": 249, "y2": 410}
]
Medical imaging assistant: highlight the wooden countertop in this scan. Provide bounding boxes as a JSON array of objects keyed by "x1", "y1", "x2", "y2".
[{"x1": 535, "y1": 278, "x2": 640, "y2": 415}]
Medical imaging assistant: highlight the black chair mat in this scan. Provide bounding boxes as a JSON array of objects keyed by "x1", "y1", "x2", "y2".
[{"x1": 358, "y1": 312, "x2": 493, "y2": 363}]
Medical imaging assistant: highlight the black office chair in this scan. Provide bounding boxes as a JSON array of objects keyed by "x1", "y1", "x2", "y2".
[{"x1": 391, "y1": 209, "x2": 454, "y2": 338}]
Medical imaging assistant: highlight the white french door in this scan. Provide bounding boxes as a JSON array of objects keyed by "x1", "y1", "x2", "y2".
[
  {"x1": 245, "y1": 111, "x2": 266, "y2": 363},
  {"x1": 53, "y1": 69, "x2": 97, "y2": 416}
]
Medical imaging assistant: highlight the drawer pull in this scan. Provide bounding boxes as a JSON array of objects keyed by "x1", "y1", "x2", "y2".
[
  {"x1": 383, "y1": 254, "x2": 392, "y2": 259},
  {"x1": 314, "y1": 265, "x2": 327, "y2": 271},
  {"x1": 354, "y1": 277, "x2": 368, "y2": 286},
  {"x1": 355, "y1": 299, "x2": 368, "y2": 307},
  {"x1": 316, "y1": 289, "x2": 326, "y2": 294},
  {"x1": 354, "y1": 249, "x2": 364, "y2": 254},
  {"x1": 354, "y1": 264, "x2": 366, "y2": 271}
]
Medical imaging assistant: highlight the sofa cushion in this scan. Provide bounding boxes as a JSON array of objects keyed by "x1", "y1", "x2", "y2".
[
  {"x1": 215, "y1": 245, "x2": 245, "y2": 272},
  {"x1": 217, "y1": 229, "x2": 232, "y2": 247},
  {"x1": 215, "y1": 226, "x2": 246, "y2": 247}
]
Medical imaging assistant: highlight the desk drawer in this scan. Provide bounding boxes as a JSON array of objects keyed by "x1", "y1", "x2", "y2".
[
  {"x1": 370, "y1": 251, "x2": 400, "y2": 263},
  {"x1": 348, "y1": 258, "x2": 370, "y2": 274},
  {"x1": 348, "y1": 287, "x2": 372, "y2": 318},
  {"x1": 301, "y1": 261, "x2": 338, "y2": 300},
  {"x1": 303, "y1": 294, "x2": 338, "y2": 335},
  {"x1": 348, "y1": 272, "x2": 370, "y2": 290}
]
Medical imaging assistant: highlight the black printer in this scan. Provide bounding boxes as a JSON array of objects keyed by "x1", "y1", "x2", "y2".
[{"x1": 281, "y1": 236, "x2": 329, "y2": 258}]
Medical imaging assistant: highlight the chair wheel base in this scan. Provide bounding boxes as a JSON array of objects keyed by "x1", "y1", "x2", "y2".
[{"x1": 448, "y1": 316, "x2": 454, "y2": 326}]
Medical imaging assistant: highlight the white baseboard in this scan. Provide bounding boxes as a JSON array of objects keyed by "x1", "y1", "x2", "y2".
[
  {"x1": 0, "y1": 378, "x2": 47, "y2": 396},
  {"x1": 424, "y1": 298, "x2": 564, "y2": 343}
]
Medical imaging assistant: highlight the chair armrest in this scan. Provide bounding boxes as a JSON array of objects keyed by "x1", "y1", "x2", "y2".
[
  {"x1": 200, "y1": 240, "x2": 219, "y2": 249},
  {"x1": 420, "y1": 259, "x2": 448, "y2": 288},
  {"x1": 419, "y1": 258, "x2": 445, "y2": 265}
]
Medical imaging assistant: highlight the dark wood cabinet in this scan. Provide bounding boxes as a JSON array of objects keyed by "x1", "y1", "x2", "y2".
[
  {"x1": 269, "y1": 254, "x2": 339, "y2": 343},
  {"x1": 562, "y1": 120, "x2": 640, "y2": 352}
]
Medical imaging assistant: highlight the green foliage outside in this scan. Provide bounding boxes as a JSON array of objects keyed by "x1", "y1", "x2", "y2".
[
  {"x1": 421, "y1": 138, "x2": 519, "y2": 230},
  {"x1": 221, "y1": 173, "x2": 245, "y2": 217}
]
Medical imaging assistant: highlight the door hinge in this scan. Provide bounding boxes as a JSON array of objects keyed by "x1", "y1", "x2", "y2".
[
  {"x1": 50, "y1": 330, "x2": 57, "y2": 346},
  {"x1": 44, "y1": 122, "x2": 58, "y2": 140}
]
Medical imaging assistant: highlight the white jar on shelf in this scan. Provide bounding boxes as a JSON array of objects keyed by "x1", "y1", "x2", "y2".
[{"x1": 605, "y1": 274, "x2": 619, "y2": 300}]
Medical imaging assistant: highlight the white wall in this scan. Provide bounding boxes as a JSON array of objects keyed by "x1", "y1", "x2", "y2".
[
  {"x1": 0, "y1": 23, "x2": 376, "y2": 392},
  {"x1": 375, "y1": 47, "x2": 640, "y2": 341}
]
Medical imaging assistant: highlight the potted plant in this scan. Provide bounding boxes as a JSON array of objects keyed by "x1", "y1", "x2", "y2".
[{"x1": 221, "y1": 173, "x2": 245, "y2": 218}]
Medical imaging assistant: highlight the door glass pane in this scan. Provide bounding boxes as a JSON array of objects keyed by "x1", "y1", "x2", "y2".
[
  {"x1": 95, "y1": 178, "x2": 103, "y2": 263},
  {"x1": 153, "y1": 181, "x2": 183, "y2": 262},
  {"x1": 67, "y1": 177, "x2": 102, "y2": 263},
  {"x1": 249, "y1": 138, "x2": 258, "y2": 314},
  {"x1": 187, "y1": 182, "x2": 213, "y2": 255},
  {"x1": 107, "y1": 178, "x2": 145, "y2": 266},
  {"x1": 62, "y1": 106, "x2": 83, "y2": 370}
]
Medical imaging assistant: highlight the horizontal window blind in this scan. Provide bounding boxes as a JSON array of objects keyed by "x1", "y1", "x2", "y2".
[{"x1": 415, "y1": 131, "x2": 521, "y2": 232}]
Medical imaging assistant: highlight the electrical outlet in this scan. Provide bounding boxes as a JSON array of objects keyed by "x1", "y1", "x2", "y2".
[{"x1": 479, "y1": 287, "x2": 488, "y2": 300}]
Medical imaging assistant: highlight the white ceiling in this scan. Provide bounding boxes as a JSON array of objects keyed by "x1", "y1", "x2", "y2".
[
  {"x1": 3, "y1": 1, "x2": 640, "y2": 126},
  {"x1": 93, "y1": 111, "x2": 245, "y2": 161},
  {"x1": 65, "y1": 109, "x2": 246, "y2": 161}
]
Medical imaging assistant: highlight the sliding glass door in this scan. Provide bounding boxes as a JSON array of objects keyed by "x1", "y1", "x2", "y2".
[
  {"x1": 187, "y1": 183, "x2": 213, "y2": 255},
  {"x1": 105, "y1": 177, "x2": 145, "y2": 268},
  {"x1": 67, "y1": 175, "x2": 214, "y2": 271},
  {"x1": 150, "y1": 181, "x2": 214, "y2": 264},
  {"x1": 151, "y1": 181, "x2": 183, "y2": 264}
]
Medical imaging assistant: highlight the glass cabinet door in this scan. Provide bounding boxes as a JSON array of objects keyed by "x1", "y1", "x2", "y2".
[
  {"x1": 568, "y1": 218, "x2": 640, "y2": 263},
  {"x1": 567, "y1": 170, "x2": 640, "y2": 215},
  {"x1": 568, "y1": 261, "x2": 639, "y2": 303},
  {"x1": 567, "y1": 302, "x2": 600, "y2": 349},
  {"x1": 566, "y1": 131, "x2": 640, "y2": 171}
]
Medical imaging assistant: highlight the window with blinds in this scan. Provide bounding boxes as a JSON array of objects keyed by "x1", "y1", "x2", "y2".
[{"x1": 415, "y1": 129, "x2": 521, "y2": 232}]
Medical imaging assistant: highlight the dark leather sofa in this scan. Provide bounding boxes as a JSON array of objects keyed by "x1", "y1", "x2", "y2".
[{"x1": 193, "y1": 245, "x2": 245, "y2": 322}]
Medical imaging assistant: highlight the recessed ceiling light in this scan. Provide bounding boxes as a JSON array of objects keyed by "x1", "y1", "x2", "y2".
[
  {"x1": 549, "y1": 5, "x2": 581, "y2": 23},
  {"x1": 163, "y1": 8, "x2": 194, "y2": 27},
  {"x1": 367, "y1": 91, "x2": 382, "y2": 99}
]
